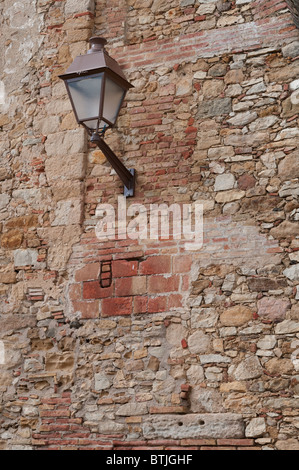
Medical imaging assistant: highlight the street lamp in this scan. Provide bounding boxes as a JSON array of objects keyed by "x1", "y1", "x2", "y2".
[{"x1": 59, "y1": 37, "x2": 135, "y2": 197}]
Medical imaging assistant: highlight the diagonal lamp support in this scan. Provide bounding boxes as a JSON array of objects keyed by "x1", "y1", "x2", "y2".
[{"x1": 91, "y1": 133, "x2": 135, "y2": 197}]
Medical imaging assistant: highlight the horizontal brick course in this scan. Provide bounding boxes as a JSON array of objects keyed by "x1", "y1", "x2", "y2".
[
  {"x1": 83, "y1": 280, "x2": 113, "y2": 299},
  {"x1": 101, "y1": 297, "x2": 133, "y2": 317}
]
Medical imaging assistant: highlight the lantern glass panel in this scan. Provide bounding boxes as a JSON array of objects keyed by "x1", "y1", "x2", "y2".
[
  {"x1": 103, "y1": 77, "x2": 126, "y2": 125},
  {"x1": 83, "y1": 119, "x2": 107, "y2": 131},
  {"x1": 68, "y1": 73, "x2": 104, "y2": 122}
]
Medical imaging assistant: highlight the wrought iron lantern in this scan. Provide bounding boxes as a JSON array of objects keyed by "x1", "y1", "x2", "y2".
[{"x1": 59, "y1": 37, "x2": 135, "y2": 196}]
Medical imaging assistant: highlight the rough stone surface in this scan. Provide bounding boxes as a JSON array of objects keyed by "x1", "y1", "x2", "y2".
[
  {"x1": 188, "y1": 330, "x2": 211, "y2": 355},
  {"x1": 234, "y1": 357, "x2": 263, "y2": 381},
  {"x1": 143, "y1": 414, "x2": 245, "y2": 439},
  {"x1": 220, "y1": 305, "x2": 253, "y2": 327},
  {"x1": 257, "y1": 297, "x2": 291, "y2": 323},
  {"x1": 245, "y1": 418, "x2": 266, "y2": 438},
  {"x1": 0, "y1": 0, "x2": 298, "y2": 452}
]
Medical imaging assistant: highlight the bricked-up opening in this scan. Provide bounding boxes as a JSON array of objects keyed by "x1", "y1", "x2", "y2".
[{"x1": 99, "y1": 260, "x2": 113, "y2": 288}]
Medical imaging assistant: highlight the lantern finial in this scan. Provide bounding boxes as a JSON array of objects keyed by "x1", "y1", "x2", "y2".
[{"x1": 88, "y1": 37, "x2": 108, "y2": 54}]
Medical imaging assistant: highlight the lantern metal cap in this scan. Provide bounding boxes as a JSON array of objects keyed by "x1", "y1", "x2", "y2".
[
  {"x1": 88, "y1": 37, "x2": 108, "y2": 54},
  {"x1": 58, "y1": 36, "x2": 133, "y2": 90}
]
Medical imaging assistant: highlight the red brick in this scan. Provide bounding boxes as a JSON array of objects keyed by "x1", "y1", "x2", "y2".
[
  {"x1": 181, "y1": 274, "x2": 190, "y2": 291},
  {"x1": 115, "y1": 276, "x2": 146, "y2": 297},
  {"x1": 134, "y1": 296, "x2": 148, "y2": 314},
  {"x1": 113, "y1": 440, "x2": 147, "y2": 447},
  {"x1": 40, "y1": 410, "x2": 71, "y2": 418},
  {"x1": 83, "y1": 280, "x2": 113, "y2": 299},
  {"x1": 147, "y1": 440, "x2": 181, "y2": 446},
  {"x1": 112, "y1": 260, "x2": 139, "y2": 277},
  {"x1": 72, "y1": 300, "x2": 100, "y2": 319},
  {"x1": 173, "y1": 255, "x2": 192, "y2": 273},
  {"x1": 148, "y1": 296, "x2": 168, "y2": 313},
  {"x1": 75, "y1": 263, "x2": 100, "y2": 282},
  {"x1": 165, "y1": 447, "x2": 199, "y2": 450},
  {"x1": 168, "y1": 293, "x2": 183, "y2": 309},
  {"x1": 180, "y1": 439, "x2": 216, "y2": 446},
  {"x1": 217, "y1": 439, "x2": 254, "y2": 447},
  {"x1": 78, "y1": 439, "x2": 114, "y2": 446},
  {"x1": 201, "y1": 446, "x2": 236, "y2": 451},
  {"x1": 41, "y1": 398, "x2": 71, "y2": 405},
  {"x1": 32, "y1": 439, "x2": 47, "y2": 446},
  {"x1": 131, "y1": 118, "x2": 162, "y2": 128},
  {"x1": 131, "y1": 446, "x2": 164, "y2": 450},
  {"x1": 140, "y1": 255, "x2": 171, "y2": 275},
  {"x1": 101, "y1": 297, "x2": 132, "y2": 317},
  {"x1": 148, "y1": 275, "x2": 180, "y2": 294}
]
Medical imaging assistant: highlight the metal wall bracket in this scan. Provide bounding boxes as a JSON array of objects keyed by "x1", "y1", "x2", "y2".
[
  {"x1": 91, "y1": 132, "x2": 135, "y2": 197},
  {"x1": 124, "y1": 169, "x2": 135, "y2": 197}
]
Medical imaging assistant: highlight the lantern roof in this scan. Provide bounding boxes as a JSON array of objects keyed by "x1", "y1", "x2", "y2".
[{"x1": 59, "y1": 37, "x2": 133, "y2": 90}]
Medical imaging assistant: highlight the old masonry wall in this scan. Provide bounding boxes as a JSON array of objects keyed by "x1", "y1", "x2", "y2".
[{"x1": 0, "y1": 0, "x2": 299, "y2": 450}]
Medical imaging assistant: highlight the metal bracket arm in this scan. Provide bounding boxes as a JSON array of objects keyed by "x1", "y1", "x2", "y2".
[{"x1": 91, "y1": 133, "x2": 135, "y2": 197}]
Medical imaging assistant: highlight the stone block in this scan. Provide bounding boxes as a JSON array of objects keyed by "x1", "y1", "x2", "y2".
[
  {"x1": 94, "y1": 373, "x2": 111, "y2": 391},
  {"x1": 188, "y1": 330, "x2": 210, "y2": 354},
  {"x1": 197, "y1": 98, "x2": 232, "y2": 118},
  {"x1": 247, "y1": 277, "x2": 286, "y2": 292},
  {"x1": 52, "y1": 199, "x2": 83, "y2": 226},
  {"x1": 45, "y1": 153, "x2": 86, "y2": 183},
  {"x1": 270, "y1": 221, "x2": 299, "y2": 240},
  {"x1": 98, "y1": 421, "x2": 126, "y2": 435},
  {"x1": 186, "y1": 364, "x2": 205, "y2": 384},
  {"x1": 275, "y1": 320, "x2": 299, "y2": 335},
  {"x1": 45, "y1": 352, "x2": 75, "y2": 373},
  {"x1": 215, "y1": 190, "x2": 245, "y2": 203},
  {"x1": 166, "y1": 323, "x2": 188, "y2": 347},
  {"x1": 282, "y1": 41, "x2": 299, "y2": 58},
  {"x1": 190, "y1": 389, "x2": 225, "y2": 413},
  {"x1": 14, "y1": 249, "x2": 38, "y2": 268},
  {"x1": 214, "y1": 173, "x2": 235, "y2": 192},
  {"x1": 283, "y1": 264, "x2": 299, "y2": 281},
  {"x1": 234, "y1": 356, "x2": 263, "y2": 381},
  {"x1": 220, "y1": 305, "x2": 253, "y2": 327},
  {"x1": 45, "y1": 130, "x2": 87, "y2": 157},
  {"x1": 1, "y1": 229, "x2": 23, "y2": 249},
  {"x1": 0, "y1": 194, "x2": 10, "y2": 210},
  {"x1": 245, "y1": 418, "x2": 266, "y2": 438},
  {"x1": 257, "y1": 297, "x2": 291, "y2": 323},
  {"x1": 5, "y1": 215, "x2": 38, "y2": 230},
  {"x1": 143, "y1": 413, "x2": 245, "y2": 439},
  {"x1": 265, "y1": 358, "x2": 294, "y2": 375},
  {"x1": 227, "y1": 111, "x2": 257, "y2": 127},
  {"x1": 38, "y1": 226, "x2": 82, "y2": 271},
  {"x1": 276, "y1": 439, "x2": 299, "y2": 451},
  {"x1": 278, "y1": 151, "x2": 299, "y2": 181},
  {"x1": 65, "y1": 0, "x2": 95, "y2": 16},
  {"x1": 116, "y1": 403, "x2": 148, "y2": 416}
]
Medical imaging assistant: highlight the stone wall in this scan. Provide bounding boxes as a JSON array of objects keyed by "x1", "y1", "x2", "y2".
[{"x1": 0, "y1": 0, "x2": 299, "y2": 451}]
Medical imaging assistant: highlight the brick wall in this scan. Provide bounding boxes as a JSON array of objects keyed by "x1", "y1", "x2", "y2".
[{"x1": 0, "y1": 0, "x2": 299, "y2": 451}]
